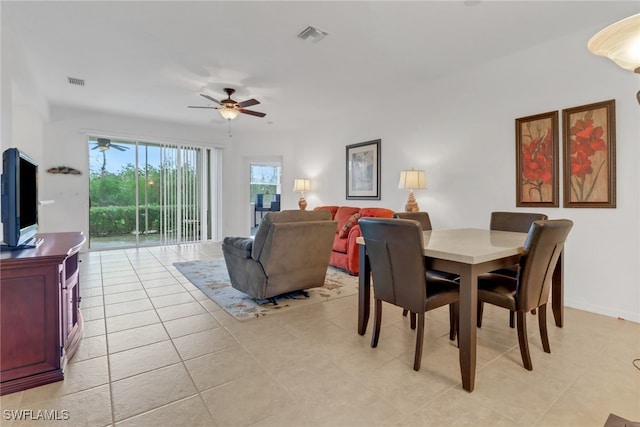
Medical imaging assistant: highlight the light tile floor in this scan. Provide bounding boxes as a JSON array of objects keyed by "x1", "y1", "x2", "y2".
[{"x1": 1, "y1": 242, "x2": 638, "y2": 426}]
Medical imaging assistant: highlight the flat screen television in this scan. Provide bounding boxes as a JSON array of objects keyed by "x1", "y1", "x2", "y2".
[{"x1": 1, "y1": 148, "x2": 39, "y2": 248}]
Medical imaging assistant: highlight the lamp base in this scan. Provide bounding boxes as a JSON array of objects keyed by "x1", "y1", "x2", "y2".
[
  {"x1": 405, "y1": 201, "x2": 419, "y2": 212},
  {"x1": 298, "y1": 196, "x2": 307, "y2": 211},
  {"x1": 405, "y1": 191, "x2": 420, "y2": 212}
]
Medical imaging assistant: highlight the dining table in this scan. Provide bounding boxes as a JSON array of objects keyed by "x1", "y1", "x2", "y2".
[{"x1": 356, "y1": 228, "x2": 564, "y2": 392}]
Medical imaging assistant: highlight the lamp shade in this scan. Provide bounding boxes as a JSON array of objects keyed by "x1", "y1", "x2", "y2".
[
  {"x1": 398, "y1": 169, "x2": 426, "y2": 190},
  {"x1": 219, "y1": 107, "x2": 240, "y2": 120},
  {"x1": 293, "y1": 178, "x2": 311, "y2": 192},
  {"x1": 588, "y1": 13, "x2": 640, "y2": 73}
]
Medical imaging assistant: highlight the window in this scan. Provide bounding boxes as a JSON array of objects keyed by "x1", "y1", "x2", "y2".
[{"x1": 250, "y1": 163, "x2": 281, "y2": 206}]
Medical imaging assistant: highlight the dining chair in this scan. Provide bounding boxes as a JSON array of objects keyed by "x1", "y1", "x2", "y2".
[
  {"x1": 393, "y1": 211, "x2": 432, "y2": 229},
  {"x1": 476, "y1": 219, "x2": 573, "y2": 370},
  {"x1": 269, "y1": 194, "x2": 281, "y2": 212},
  {"x1": 488, "y1": 211, "x2": 548, "y2": 327},
  {"x1": 393, "y1": 212, "x2": 459, "y2": 326},
  {"x1": 254, "y1": 194, "x2": 269, "y2": 226},
  {"x1": 359, "y1": 218, "x2": 460, "y2": 371}
]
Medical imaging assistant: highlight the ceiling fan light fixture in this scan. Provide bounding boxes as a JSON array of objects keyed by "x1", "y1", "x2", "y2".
[{"x1": 219, "y1": 106, "x2": 240, "y2": 120}]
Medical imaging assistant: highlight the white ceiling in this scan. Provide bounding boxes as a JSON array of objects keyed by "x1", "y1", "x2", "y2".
[{"x1": 3, "y1": 1, "x2": 638, "y2": 132}]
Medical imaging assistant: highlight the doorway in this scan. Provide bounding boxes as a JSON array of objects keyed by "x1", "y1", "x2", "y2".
[
  {"x1": 249, "y1": 161, "x2": 281, "y2": 235},
  {"x1": 88, "y1": 137, "x2": 217, "y2": 249}
]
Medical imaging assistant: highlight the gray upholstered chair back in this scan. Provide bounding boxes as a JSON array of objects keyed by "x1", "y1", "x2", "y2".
[
  {"x1": 223, "y1": 209, "x2": 337, "y2": 299},
  {"x1": 517, "y1": 220, "x2": 573, "y2": 311},
  {"x1": 359, "y1": 218, "x2": 427, "y2": 314},
  {"x1": 490, "y1": 211, "x2": 548, "y2": 233},
  {"x1": 393, "y1": 212, "x2": 432, "y2": 230},
  {"x1": 252, "y1": 209, "x2": 332, "y2": 260}
]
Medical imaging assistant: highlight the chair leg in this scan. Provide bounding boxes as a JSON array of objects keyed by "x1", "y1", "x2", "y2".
[
  {"x1": 516, "y1": 311, "x2": 533, "y2": 370},
  {"x1": 410, "y1": 312, "x2": 417, "y2": 330},
  {"x1": 449, "y1": 303, "x2": 458, "y2": 341},
  {"x1": 402, "y1": 308, "x2": 408, "y2": 317},
  {"x1": 509, "y1": 311, "x2": 515, "y2": 328},
  {"x1": 477, "y1": 301, "x2": 484, "y2": 328},
  {"x1": 371, "y1": 299, "x2": 382, "y2": 348},
  {"x1": 538, "y1": 304, "x2": 550, "y2": 353},
  {"x1": 414, "y1": 312, "x2": 425, "y2": 371}
]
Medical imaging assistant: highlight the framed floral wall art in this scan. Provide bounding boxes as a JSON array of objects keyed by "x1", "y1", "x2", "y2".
[
  {"x1": 562, "y1": 100, "x2": 616, "y2": 208},
  {"x1": 346, "y1": 139, "x2": 381, "y2": 200},
  {"x1": 515, "y1": 111, "x2": 559, "y2": 207}
]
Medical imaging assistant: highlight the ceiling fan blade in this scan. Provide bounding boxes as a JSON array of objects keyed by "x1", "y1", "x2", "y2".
[
  {"x1": 200, "y1": 94, "x2": 221, "y2": 104},
  {"x1": 238, "y1": 98, "x2": 260, "y2": 108},
  {"x1": 188, "y1": 106, "x2": 217, "y2": 109},
  {"x1": 112, "y1": 145, "x2": 129, "y2": 151},
  {"x1": 91, "y1": 146, "x2": 99, "y2": 150},
  {"x1": 240, "y1": 109, "x2": 266, "y2": 118}
]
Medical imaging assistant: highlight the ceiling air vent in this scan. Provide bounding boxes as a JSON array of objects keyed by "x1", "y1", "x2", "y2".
[
  {"x1": 67, "y1": 77, "x2": 85, "y2": 86},
  {"x1": 297, "y1": 26, "x2": 328, "y2": 43}
]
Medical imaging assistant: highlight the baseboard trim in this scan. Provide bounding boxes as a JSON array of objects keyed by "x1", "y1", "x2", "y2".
[{"x1": 565, "y1": 299, "x2": 640, "y2": 323}]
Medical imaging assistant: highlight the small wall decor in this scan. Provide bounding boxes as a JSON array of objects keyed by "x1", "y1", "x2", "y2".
[
  {"x1": 562, "y1": 99, "x2": 616, "y2": 208},
  {"x1": 515, "y1": 111, "x2": 559, "y2": 207},
  {"x1": 47, "y1": 166, "x2": 82, "y2": 175},
  {"x1": 346, "y1": 139, "x2": 381, "y2": 200}
]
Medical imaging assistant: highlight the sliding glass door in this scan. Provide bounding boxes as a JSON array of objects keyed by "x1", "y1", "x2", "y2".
[{"x1": 88, "y1": 137, "x2": 218, "y2": 249}]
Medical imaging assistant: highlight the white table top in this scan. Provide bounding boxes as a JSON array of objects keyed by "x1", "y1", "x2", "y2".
[
  {"x1": 423, "y1": 228, "x2": 527, "y2": 264},
  {"x1": 357, "y1": 228, "x2": 527, "y2": 265}
]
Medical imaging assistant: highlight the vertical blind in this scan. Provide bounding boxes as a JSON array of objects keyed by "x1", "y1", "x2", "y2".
[{"x1": 160, "y1": 144, "x2": 214, "y2": 244}]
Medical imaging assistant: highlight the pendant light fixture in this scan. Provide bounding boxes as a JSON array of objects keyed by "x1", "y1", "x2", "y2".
[{"x1": 588, "y1": 13, "x2": 640, "y2": 103}]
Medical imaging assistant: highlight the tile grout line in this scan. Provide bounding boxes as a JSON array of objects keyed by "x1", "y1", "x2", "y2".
[
  {"x1": 126, "y1": 244, "x2": 219, "y2": 425},
  {"x1": 100, "y1": 250, "x2": 118, "y2": 427}
]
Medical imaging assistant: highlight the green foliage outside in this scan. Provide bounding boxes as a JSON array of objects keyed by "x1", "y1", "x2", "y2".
[
  {"x1": 89, "y1": 162, "x2": 198, "y2": 237},
  {"x1": 90, "y1": 164, "x2": 162, "y2": 207},
  {"x1": 89, "y1": 206, "x2": 161, "y2": 237}
]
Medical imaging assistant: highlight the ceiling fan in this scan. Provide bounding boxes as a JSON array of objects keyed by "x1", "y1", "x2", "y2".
[
  {"x1": 91, "y1": 138, "x2": 130, "y2": 151},
  {"x1": 188, "y1": 88, "x2": 266, "y2": 120}
]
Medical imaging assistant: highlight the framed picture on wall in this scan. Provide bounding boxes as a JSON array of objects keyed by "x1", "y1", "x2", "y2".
[
  {"x1": 515, "y1": 111, "x2": 559, "y2": 207},
  {"x1": 346, "y1": 139, "x2": 381, "y2": 200},
  {"x1": 562, "y1": 99, "x2": 616, "y2": 208}
]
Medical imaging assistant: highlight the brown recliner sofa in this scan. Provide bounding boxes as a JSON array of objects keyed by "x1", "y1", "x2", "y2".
[{"x1": 222, "y1": 210, "x2": 337, "y2": 300}]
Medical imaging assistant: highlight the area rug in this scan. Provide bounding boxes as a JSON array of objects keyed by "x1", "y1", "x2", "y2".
[{"x1": 173, "y1": 258, "x2": 358, "y2": 321}]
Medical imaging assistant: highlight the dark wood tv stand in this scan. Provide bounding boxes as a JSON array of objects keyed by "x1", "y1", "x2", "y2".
[{"x1": 0, "y1": 232, "x2": 86, "y2": 396}]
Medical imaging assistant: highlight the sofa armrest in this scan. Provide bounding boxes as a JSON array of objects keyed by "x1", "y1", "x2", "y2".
[
  {"x1": 345, "y1": 224, "x2": 364, "y2": 275},
  {"x1": 222, "y1": 236, "x2": 253, "y2": 259},
  {"x1": 347, "y1": 224, "x2": 362, "y2": 242}
]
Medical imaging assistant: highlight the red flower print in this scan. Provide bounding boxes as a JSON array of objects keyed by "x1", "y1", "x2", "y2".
[
  {"x1": 521, "y1": 122, "x2": 554, "y2": 202},
  {"x1": 568, "y1": 110, "x2": 607, "y2": 201}
]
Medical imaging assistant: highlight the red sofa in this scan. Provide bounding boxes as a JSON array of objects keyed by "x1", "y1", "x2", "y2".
[{"x1": 314, "y1": 205, "x2": 395, "y2": 275}]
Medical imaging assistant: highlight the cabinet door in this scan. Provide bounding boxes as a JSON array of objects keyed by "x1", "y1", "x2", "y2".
[
  {"x1": 62, "y1": 253, "x2": 82, "y2": 360},
  {"x1": 0, "y1": 264, "x2": 61, "y2": 382}
]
